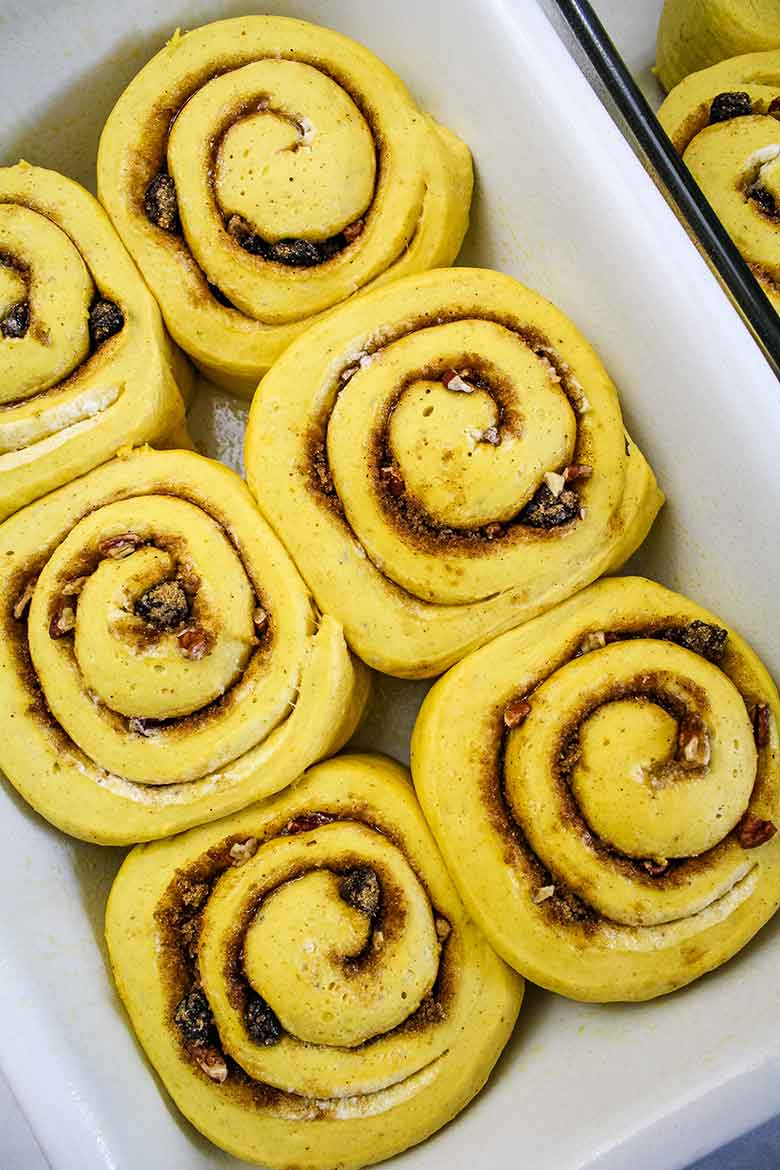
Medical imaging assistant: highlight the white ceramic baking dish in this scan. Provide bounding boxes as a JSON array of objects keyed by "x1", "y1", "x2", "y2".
[{"x1": 1, "y1": 2, "x2": 780, "y2": 1169}]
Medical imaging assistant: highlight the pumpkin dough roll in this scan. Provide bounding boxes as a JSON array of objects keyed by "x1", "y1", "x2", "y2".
[
  {"x1": 0, "y1": 446, "x2": 370, "y2": 845},
  {"x1": 0, "y1": 162, "x2": 190, "y2": 520},
  {"x1": 412, "y1": 577, "x2": 780, "y2": 1002},
  {"x1": 106, "y1": 754, "x2": 522, "y2": 1170},
  {"x1": 97, "y1": 15, "x2": 473, "y2": 396},
  {"x1": 246, "y1": 267, "x2": 663, "y2": 679},
  {"x1": 656, "y1": 0, "x2": 780, "y2": 92},
  {"x1": 658, "y1": 51, "x2": 780, "y2": 309}
]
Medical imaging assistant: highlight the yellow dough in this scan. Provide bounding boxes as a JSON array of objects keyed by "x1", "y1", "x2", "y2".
[
  {"x1": 245, "y1": 267, "x2": 663, "y2": 679},
  {"x1": 657, "y1": 0, "x2": 780, "y2": 92},
  {"x1": 97, "y1": 16, "x2": 473, "y2": 396},
  {"x1": 106, "y1": 754, "x2": 522, "y2": 1170},
  {"x1": 412, "y1": 577, "x2": 780, "y2": 1002},
  {"x1": 658, "y1": 51, "x2": 780, "y2": 309},
  {"x1": 0, "y1": 162, "x2": 190, "y2": 519},
  {"x1": 0, "y1": 446, "x2": 370, "y2": 844}
]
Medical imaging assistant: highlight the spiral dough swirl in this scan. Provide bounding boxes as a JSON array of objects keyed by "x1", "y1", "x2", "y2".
[
  {"x1": 106, "y1": 755, "x2": 522, "y2": 1170},
  {"x1": 246, "y1": 267, "x2": 663, "y2": 678},
  {"x1": 412, "y1": 577, "x2": 780, "y2": 1001},
  {"x1": 97, "y1": 16, "x2": 473, "y2": 395},
  {"x1": 0, "y1": 447, "x2": 370, "y2": 844},
  {"x1": 0, "y1": 163, "x2": 189, "y2": 519}
]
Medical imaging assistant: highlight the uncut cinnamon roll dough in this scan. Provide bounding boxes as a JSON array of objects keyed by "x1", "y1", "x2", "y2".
[
  {"x1": 0, "y1": 446, "x2": 369, "y2": 844},
  {"x1": 0, "y1": 163, "x2": 189, "y2": 519},
  {"x1": 106, "y1": 754, "x2": 522, "y2": 1170},
  {"x1": 412, "y1": 577, "x2": 780, "y2": 1001},
  {"x1": 97, "y1": 15, "x2": 473, "y2": 395},
  {"x1": 246, "y1": 267, "x2": 663, "y2": 678}
]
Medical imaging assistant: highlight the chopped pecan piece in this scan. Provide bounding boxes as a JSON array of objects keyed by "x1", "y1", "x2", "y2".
[
  {"x1": 49, "y1": 600, "x2": 76, "y2": 639},
  {"x1": 442, "y1": 369, "x2": 474, "y2": 394},
  {"x1": 564, "y1": 464, "x2": 592, "y2": 483},
  {"x1": 752, "y1": 703, "x2": 771, "y2": 748},
  {"x1": 253, "y1": 606, "x2": 268, "y2": 634},
  {"x1": 532, "y1": 885, "x2": 555, "y2": 904},
  {"x1": 340, "y1": 866, "x2": 381, "y2": 917},
  {"x1": 641, "y1": 858, "x2": 669, "y2": 877},
  {"x1": 178, "y1": 626, "x2": 211, "y2": 659},
  {"x1": 677, "y1": 714, "x2": 711, "y2": 769},
  {"x1": 738, "y1": 813, "x2": 778, "y2": 849},
  {"x1": 479, "y1": 426, "x2": 501, "y2": 446},
  {"x1": 577, "y1": 630, "x2": 607, "y2": 655},
  {"x1": 342, "y1": 217, "x2": 365, "y2": 243},
  {"x1": 283, "y1": 811, "x2": 336, "y2": 835},
  {"x1": 379, "y1": 465, "x2": 404, "y2": 497},
  {"x1": 128, "y1": 717, "x2": 160, "y2": 737},
  {"x1": 62, "y1": 576, "x2": 88, "y2": 596},
  {"x1": 229, "y1": 837, "x2": 258, "y2": 866},
  {"x1": 99, "y1": 533, "x2": 144, "y2": 559},
  {"x1": 484, "y1": 521, "x2": 504, "y2": 540},
  {"x1": 193, "y1": 1044, "x2": 228, "y2": 1083},
  {"x1": 12, "y1": 577, "x2": 36, "y2": 620},
  {"x1": 543, "y1": 471, "x2": 566, "y2": 498},
  {"x1": 435, "y1": 917, "x2": 451, "y2": 941},
  {"x1": 504, "y1": 698, "x2": 531, "y2": 729}
]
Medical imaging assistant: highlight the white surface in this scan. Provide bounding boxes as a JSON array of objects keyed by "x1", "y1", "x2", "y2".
[{"x1": 1, "y1": 2, "x2": 780, "y2": 1170}]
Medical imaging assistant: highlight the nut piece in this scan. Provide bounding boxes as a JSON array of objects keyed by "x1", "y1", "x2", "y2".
[
  {"x1": 504, "y1": 698, "x2": 531, "y2": 729},
  {"x1": 379, "y1": 465, "x2": 405, "y2": 497},
  {"x1": 484, "y1": 521, "x2": 504, "y2": 540},
  {"x1": 577, "y1": 630, "x2": 607, "y2": 655},
  {"x1": 677, "y1": 714, "x2": 711, "y2": 769},
  {"x1": 49, "y1": 601, "x2": 76, "y2": 639},
  {"x1": 532, "y1": 885, "x2": 555, "y2": 904},
  {"x1": 284, "y1": 811, "x2": 336, "y2": 835},
  {"x1": 435, "y1": 916, "x2": 451, "y2": 941},
  {"x1": 752, "y1": 703, "x2": 771, "y2": 749},
  {"x1": 99, "y1": 533, "x2": 144, "y2": 559},
  {"x1": 89, "y1": 299, "x2": 124, "y2": 347},
  {"x1": 12, "y1": 577, "x2": 37, "y2": 620},
  {"x1": 342, "y1": 217, "x2": 365, "y2": 243},
  {"x1": 193, "y1": 1045, "x2": 228, "y2": 1083},
  {"x1": 229, "y1": 837, "x2": 259, "y2": 866},
  {"x1": 642, "y1": 858, "x2": 669, "y2": 877},
  {"x1": 564, "y1": 464, "x2": 592, "y2": 483},
  {"x1": 442, "y1": 369, "x2": 474, "y2": 394},
  {"x1": 709, "y1": 91, "x2": 752, "y2": 124},
  {"x1": 245, "y1": 995, "x2": 283, "y2": 1046},
  {"x1": 178, "y1": 626, "x2": 211, "y2": 659},
  {"x1": 543, "y1": 471, "x2": 566, "y2": 498},
  {"x1": 128, "y1": 717, "x2": 160, "y2": 737},
  {"x1": 144, "y1": 173, "x2": 179, "y2": 232},
  {"x1": 62, "y1": 576, "x2": 88, "y2": 596},
  {"x1": 253, "y1": 606, "x2": 268, "y2": 634},
  {"x1": 479, "y1": 426, "x2": 501, "y2": 446},
  {"x1": 738, "y1": 812, "x2": 778, "y2": 849},
  {"x1": 340, "y1": 866, "x2": 381, "y2": 917},
  {"x1": 0, "y1": 300, "x2": 29, "y2": 340}
]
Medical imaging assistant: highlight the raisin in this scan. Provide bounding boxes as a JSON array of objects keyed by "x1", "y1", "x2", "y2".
[
  {"x1": 1, "y1": 300, "x2": 29, "y2": 339},
  {"x1": 245, "y1": 995, "x2": 283, "y2": 1046},
  {"x1": 266, "y1": 238, "x2": 324, "y2": 267},
  {"x1": 89, "y1": 299, "x2": 124, "y2": 347},
  {"x1": 750, "y1": 186, "x2": 778, "y2": 217},
  {"x1": 135, "y1": 580, "x2": 190, "y2": 630},
  {"x1": 520, "y1": 484, "x2": 580, "y2": 528},
  {"x1": 144, "y1": 173, "x2": 179, "y2": 232},
  {"x1": 769, "y1": 97, "x2": 780, "y2": 120},
  {"x1": 661, "y1": 621, "x2": 728, "y2": 664},
  {"x1": 178, "y1": 627, "x2": 211, "y2": 659},
  {"x1": 379, "y1": 465, "x2": 405, "y2": 497},
  {"x1": 174, "y1": 988, "x2": 212, "y2": 1045},
  {"x1": 340, "y1": 867, "x2": 381, "y2": 917},
  {"x1": 709, "y1": 91, "x2": 752, "y2": 124}
]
